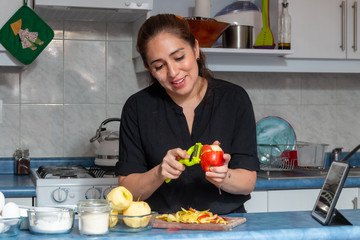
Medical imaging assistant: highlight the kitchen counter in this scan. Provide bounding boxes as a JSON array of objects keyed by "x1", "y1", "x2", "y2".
[
  {"x1": 1, "y1": 156, "x2": 360, "y2": 197},
  {"x1": 10, "y1": 210, "x2": 360, "y2": 240},
  {"x1": 254, "y1": 176, "x2": 360, "y2": 190},
  {"x1": 2, "y1": 173, "x2": 360, "y2": 198},
  {"x1": 0, "y1": 174, "x2": 35, "y2": 197}
]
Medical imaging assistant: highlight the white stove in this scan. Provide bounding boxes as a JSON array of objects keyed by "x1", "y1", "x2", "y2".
[{"x1": 31, "y1": 165, "x2": 118, "y2": 207}]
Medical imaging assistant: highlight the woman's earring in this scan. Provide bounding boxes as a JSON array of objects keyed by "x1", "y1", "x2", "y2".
[{"x1": 196, "y1": 57, "x2": 200, "y2": 61}]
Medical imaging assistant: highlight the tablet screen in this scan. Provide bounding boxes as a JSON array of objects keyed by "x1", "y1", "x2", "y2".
[{"x1": 311, "y1": 161, "x2": 349, "y2": 225}]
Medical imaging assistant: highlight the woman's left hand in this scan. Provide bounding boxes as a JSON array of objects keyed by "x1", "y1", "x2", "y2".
[{"x1": 204, "y1": 141, "x2": 231, "y2": 188}]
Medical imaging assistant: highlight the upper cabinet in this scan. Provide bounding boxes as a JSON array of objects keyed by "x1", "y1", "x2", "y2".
[
  {"x1": 288, "y1": 0, "x2": 360, "y2": 59},
  {"x1": 347, "y1": 0, "x2": 360, "y2": 59}
]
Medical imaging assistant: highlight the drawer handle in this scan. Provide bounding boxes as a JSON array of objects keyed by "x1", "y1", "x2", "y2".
[
  {"x1": 340, "y1": 1, "x2": 346, "y2": 51},
  {"x1": 353, "y1": 2, "x2": 358, "y2": 52}
]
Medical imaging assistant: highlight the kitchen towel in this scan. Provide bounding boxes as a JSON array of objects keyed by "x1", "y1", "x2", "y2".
[{"x1": 0, "y1": 0, "x2": 54, "y2": 65}]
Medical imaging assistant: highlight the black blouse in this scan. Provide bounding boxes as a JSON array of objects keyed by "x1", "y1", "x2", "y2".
[{"x1": 116, "y1": 78, "x2": 259, "y2": 214}]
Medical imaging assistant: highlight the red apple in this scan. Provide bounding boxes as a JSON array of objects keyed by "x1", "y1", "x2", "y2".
[{"x1": 200, "y1": 145, "x2": 224, "y2": 172}]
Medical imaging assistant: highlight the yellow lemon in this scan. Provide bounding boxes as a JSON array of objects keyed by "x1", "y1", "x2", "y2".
[{"x1": 106, "y1": 186, "x2": 133, "y2": 211}]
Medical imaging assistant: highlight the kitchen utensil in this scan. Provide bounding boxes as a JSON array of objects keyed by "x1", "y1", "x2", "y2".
[
  {"x1": 27, "y1": 207, "x2": 74, "y2": 234},
  {"x1": 153, "y1": 216, "x2": 246, "y2": 231},
  {"x1": 194, "y1": 0, "x2": 211, "y2": 18},
  {"x1": 331, "y1": 148, "x2": 343, "y2": 162},
  {"x1": 254, "y1": 0, "x2": 275, "y2": 49},
  {"x1": 90, "y1": 118, "x2": 121, "y2": 167},
  {"x1": 184, "y1": 17, "x2": 230, "y2": 48},
  {"x1": 222, "y1": 25, "x2": 253, "y2": 48},
  {"x1": 165, "y1": 143, "x2": 203, "y2": 183},
  {"x1": 77, "y1": 199, "x2": 111, "y2": 236},
  {"x1": 109, "y1": 212, "x2": 157, "y2": 232},
  {"x1": 297, "y1": 142, "x2": 328, "y2": 168},
  {"x1": 0, "y1": 217, "x2": 23, "y2": 237}
]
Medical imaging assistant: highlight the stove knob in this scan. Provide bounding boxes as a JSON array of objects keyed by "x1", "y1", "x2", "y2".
[
  {"x1": 102, "y1": 187, "x2": 114, "y2": 199},
  {"x1": 52, "y1": 188, "x2": 68, "y2": 203},
  {"x1": 85, "y1": 187, "x2": 102, "y2": 199}
]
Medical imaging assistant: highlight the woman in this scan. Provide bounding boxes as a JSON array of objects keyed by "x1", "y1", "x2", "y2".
[{"x1": 115, "y1": 14, "x2": 259, "y2": 214}]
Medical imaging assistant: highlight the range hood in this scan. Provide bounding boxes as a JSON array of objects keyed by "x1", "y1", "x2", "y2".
[{"x1": 33, "y1": 0, "x2": 153, "y2": 22}]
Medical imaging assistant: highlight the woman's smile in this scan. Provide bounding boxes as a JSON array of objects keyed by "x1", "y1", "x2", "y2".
[{"x1": 171, "y1": 76, "x2": 186, "y2": 87}]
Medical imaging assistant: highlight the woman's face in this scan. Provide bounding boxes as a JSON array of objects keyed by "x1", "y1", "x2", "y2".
[{"x1": 145, "y1": 32, "x2": 201, "y2": 99}]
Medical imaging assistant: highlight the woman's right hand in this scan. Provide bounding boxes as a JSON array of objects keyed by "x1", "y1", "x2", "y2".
[{"x1": 158, "y1": 148, "x2": 188, "y2": 181}]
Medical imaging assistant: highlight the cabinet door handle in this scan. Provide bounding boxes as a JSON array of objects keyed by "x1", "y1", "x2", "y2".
[
  {"x1": 353, "y1": 2, "x2": 358, "y2": 51},
  {"x1": 340, "y1": 1, "x2": 346, "y2": 51}
]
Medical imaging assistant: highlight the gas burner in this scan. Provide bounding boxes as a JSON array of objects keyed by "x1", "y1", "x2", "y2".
[{"x1": 36, "y1": 165, "x2": 95, "y2": 179}]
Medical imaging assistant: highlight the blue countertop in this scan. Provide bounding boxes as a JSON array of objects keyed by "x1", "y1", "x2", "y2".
[
  {"x1": 9, "y1": 210, "x2": 360, "y2": 240},
  {"x1": 0, "y1": 174, "x2": 36, "y2": 197},
  {"x1": 1, "y1": 157, "x2": 360, "y2": 197},
  {"x1": 2, "y1": 174, "x2": 360, "y2": 198}
]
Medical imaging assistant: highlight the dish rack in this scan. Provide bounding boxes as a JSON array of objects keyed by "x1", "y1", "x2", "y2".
[{"x1": 257, "y1": 142, "x2": 329, "y2": 171}]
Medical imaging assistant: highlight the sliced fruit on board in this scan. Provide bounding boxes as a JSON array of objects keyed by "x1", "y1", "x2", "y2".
[{"x1": 153, "y1": 217, "x2": 246, "y2": 231}]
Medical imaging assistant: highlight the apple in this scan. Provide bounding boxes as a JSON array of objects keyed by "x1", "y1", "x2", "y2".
[
  {"x1": 123, "y1": 201, "x2": 151, "y2": 228},
  {"x1": 200, "y1": 144, "x2": 224, "y2": 172},
  {"x1": 109, "y1": 210, "x2": 119, "y2": 228},
  {"x1": 106, "y1": 186, "x2": 133, "y2": 211}
]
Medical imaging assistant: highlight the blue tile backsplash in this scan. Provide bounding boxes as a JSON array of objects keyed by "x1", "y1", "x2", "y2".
[{"x1": 1, "y1": 20, "x2": 360, "y2": 159}]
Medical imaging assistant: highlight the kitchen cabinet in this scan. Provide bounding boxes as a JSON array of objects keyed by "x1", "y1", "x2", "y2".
[
  {"x1": 244, "y1": 191, "x2": 268, "y2": 213},
  {"x1": 347, "y1": 0, "x2": 360, "y2": 59},
  {"x1": 288, "y1": 0, "x2": 360, "y2": 59},
  {"x1": 247, "y1": 188, "x2": 359, "y2": 213},
  {"x1": 6, "y1": 197, "x2": 34, "y2": 206}
]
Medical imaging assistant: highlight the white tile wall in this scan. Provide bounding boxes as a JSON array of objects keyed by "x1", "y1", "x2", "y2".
[{"x1": 0, "y1": 20, "x2": 360, "y2": 158}]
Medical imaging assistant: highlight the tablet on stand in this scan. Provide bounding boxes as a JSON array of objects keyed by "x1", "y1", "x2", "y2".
[{"x1": 311, "y1": 161, "x2": 352, "y2": 226}]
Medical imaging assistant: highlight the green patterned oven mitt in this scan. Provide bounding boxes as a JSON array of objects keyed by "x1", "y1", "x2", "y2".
[{"x1": 0, "y1": 0, "x2": 54, "y2": 65}]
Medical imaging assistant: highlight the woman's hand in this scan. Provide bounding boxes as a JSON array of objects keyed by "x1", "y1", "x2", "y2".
[
  {"x1": 158, "y1": 148, "x2": 188, "y2": 181},
  {"x1": 204, "y1": 140, "x2": 231, "y2": 188},
  {"x1": 205, "y1": 153, "x2": 230, "y2": 187}
]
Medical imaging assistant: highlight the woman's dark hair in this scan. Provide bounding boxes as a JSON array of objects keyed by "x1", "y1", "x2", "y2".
[{"x1": 136, "y1": 14, "x2": 213, "y2": 82}]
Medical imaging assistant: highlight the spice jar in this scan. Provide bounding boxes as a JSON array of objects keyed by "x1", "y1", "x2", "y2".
[
  {"x1": 14, "y1": 148, "x2": 30, "y2": 175},
  {"x1": 77, "y1": 199, "x2": 111, "y2": 236}
]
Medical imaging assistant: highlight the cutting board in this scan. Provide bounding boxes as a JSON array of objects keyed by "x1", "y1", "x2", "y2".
[{"x1": 153, "y1": 217, "x2": 246, "y2": 231}]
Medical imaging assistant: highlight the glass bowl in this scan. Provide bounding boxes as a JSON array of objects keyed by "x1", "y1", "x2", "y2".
[
  {"x1": 109, "y1": 212, "x2": 158, "y2": 233},
  {"x1": 184, "y1": 17, "x2": 230, "y2": 48},
  {"x1": 27, "y1": 207, "x2": 74, "y2": 234},
  {"x1": 0, "y1": 217, "x2": 23, "y2": 238}
]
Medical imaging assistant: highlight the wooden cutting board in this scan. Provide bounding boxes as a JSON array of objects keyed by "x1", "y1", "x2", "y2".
[{"x1": 153, "y1": 217, "x2": 246, "y2": 231}]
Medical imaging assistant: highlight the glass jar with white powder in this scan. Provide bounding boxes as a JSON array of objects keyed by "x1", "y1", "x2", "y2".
[{"x1": 77, "y1": 199, "x2": 111, "y2": 236}]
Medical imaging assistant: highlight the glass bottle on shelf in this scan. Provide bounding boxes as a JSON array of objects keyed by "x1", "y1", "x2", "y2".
[{"x1": 278, "y1": 0, "x2": 291, "y2": 50}]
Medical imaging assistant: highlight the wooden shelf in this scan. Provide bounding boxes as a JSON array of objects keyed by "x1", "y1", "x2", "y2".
[{"x1": 201, "y1": 48, "x2": 294, "y2": 57}]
